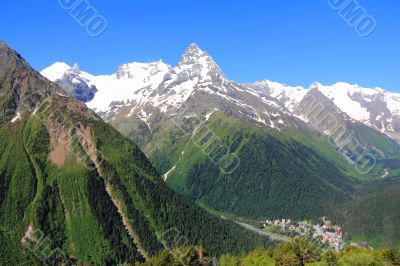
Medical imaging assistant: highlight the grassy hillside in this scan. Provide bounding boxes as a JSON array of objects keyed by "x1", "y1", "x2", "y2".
[{"x1": 348, "y1": 123, "x2": 400, "y2": 178}]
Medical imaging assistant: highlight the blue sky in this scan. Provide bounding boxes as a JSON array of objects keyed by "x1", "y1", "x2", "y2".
[{"x1": 1, "y1": 0, "x2": 399, "y2": 91}]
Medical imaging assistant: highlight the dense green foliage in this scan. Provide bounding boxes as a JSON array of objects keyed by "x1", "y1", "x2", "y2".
[
  {"x1": 145, "y1": 112, "x2": 400, "y2": 248},
  {"x1": 161, "y1": 112, "x2": 353, "y2": 221},
  {"x1": 0, "y1": 108, "x2": 275, "y2": 264},
  {"x1": 103, "y1": 160, "x2": 164, "y2": 256},
  {"x1": 344, "y1": 122, "x2": 400, "y2": 178},
  {"x1": 36, "y1": 183, "x2": 66, "y2": 249},
  {"x1": 91, "y1": 120, "x2": 275, "y2": 256},
  {"x1": 142, "y1": 238, "x2": 400, "y2": 266},
  {"x1": 1, "y1": 108, "x2": 399, "y2": 264},
  {"x1": 0, "y1": 121, "x2": 39, "y2": 265},
  {"x1": 87, "y1": 171, "x2": 144, "y2": 264},
  {"x1": 345, "y1": 179, "x2": 400, "y2": 249}
]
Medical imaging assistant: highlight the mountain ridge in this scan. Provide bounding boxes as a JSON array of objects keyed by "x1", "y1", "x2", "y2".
[{"x1": 41, "y1": 44, "x2": 400, "y2": 143}]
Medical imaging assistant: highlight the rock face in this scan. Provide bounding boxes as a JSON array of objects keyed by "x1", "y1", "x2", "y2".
[{"x1": 0, "y1": 41, "x2": 54, "y2": 123}]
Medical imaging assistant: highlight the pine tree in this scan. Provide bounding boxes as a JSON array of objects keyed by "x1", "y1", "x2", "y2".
[
  {"x1": 292, "y1": 237, "x2": 320, "y2": 265},
  {"x1": 322, "y1": 249, "x2": 339, "y2": 266},
  {"x1": 393, "y1": 251, "x2": 400, "y2": 266},
  {"x1": 192, "y1": 246, "x2": 210, "y2": 266}
]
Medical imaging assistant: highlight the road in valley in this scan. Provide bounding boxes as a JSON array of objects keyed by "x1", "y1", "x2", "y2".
[{"x1": 237, "y1": 222, "x2": 290, "y2": 242}]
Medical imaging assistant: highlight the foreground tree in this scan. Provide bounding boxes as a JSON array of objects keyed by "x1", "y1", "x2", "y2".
[
  {"x1": 321, "y1": 249, "x2": 339, "y2": 266},
  {"x1": 138, "y1": 246, "x2": 215, "y2": 266},
  {"x1": 219, "y1": 254, "x2": 240, "y2": 266},
  {"x1": 273, "y1": 242, "x2": 301, "y2": 266},
  {"x1": 273, "y1": 237, "x2": 320, "y2": 266},
  {"x1": 240, "y1": 247, "x2": 275, "y2": 266},
  {"x1": 393, "y1": 251, "x2": 400, "y2": 266},
  {"x1": 339, "y1": 246, "x2": 383, "y2": 266}
]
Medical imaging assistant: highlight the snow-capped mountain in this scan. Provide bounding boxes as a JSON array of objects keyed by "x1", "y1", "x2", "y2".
[
  {"x1": 318, "y1": 83, "x2": 400, "y2": 133},
  {"x1": 45, "y1": 63, "x2": 98, "y2": 102},
  {"x1": 42, "y1": 60, "x2": 171, "y2": 111},
  {"x1": 40, "y1": 42, "x2": 400, "y2": 183},
  {"x1": 246, "y1": 80, "x2": 307, "y2": 112},
  {"x1": 249, "y1": 80, "x2": 400, "y2": 141},
  {"x1": 42, "y1": 44, "x2": 291, "y2": 130},
  {"x1": 41, "y1": 43, "x2": 400, "y2": 142}
]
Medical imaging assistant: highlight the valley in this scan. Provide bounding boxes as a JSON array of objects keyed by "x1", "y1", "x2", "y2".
[
  {"x1": 0, "y1": 40, "x2": 399, "y2": 264},
  {"x1": 2, "y1": 1, "x2": 400, "y2": 264},
  {"x1": 40, "y1": 43, "x2": 400, "y2": 250}
]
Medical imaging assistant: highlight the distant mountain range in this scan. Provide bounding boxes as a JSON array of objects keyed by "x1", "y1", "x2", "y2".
[
  {"x1": 42, "y1": 43, "x2": 400, "y2": 142},
  {"x1": 41, "y1": 43, "x2": 400, "y2": 248}
]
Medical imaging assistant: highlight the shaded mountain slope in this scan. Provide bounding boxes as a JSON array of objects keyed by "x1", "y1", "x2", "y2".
[
  {"x1": 345, "y1": 179, "x2": 400, "y2": 249},
  {"x1": 150, "y1": 112, "x2": 355, "y2": 220}
]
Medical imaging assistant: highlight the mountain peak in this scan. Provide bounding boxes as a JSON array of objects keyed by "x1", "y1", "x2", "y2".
[
  {"x1": 176, "y1": 43, "x2": 224, "y2": 81},
  {"x1": 0, "y1": 41, "x2": 34, "y2": 83},
  {"x1": 0, "y1": 40, "x2": 9, "y2": 50},
  {"x1": 180, "y1": 43, "x2": 210, "y2": 65},
  {"x1": 310, "y1": 81, "x2": 322, "y2": 89},
  {"x1": 71, "y1": 62, "x2": 81, "y2": 74},
  {"x1": 0, "y1": 41, "x2": 57, "y2": 119},
  {"x1": 187, "y1": 43, "x2": 203, "y2": 53},
  {"x1": 0, "y1": 40, "x2": 17, "y2": 54},
  {"x1": 0, "y1": 40, "x2": 27, "y2": 70},
  {"x1": 41, "y1": 62, "x2": 71, "y2": 82}
]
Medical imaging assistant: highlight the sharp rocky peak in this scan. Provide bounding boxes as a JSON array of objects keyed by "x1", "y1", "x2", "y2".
[
  {"x1": 173, "y1": 43, "x2": 225, "y2": 81},
  {"x1": 179, "y1": 43, "x2": 210, "y2": 64},
  {"x1": 70, "y1": 63, "x2": 81, "y2": 74}
]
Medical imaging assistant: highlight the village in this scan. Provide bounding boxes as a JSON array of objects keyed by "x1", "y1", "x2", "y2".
[{"x1": 260, "y1": 217, "x2": 345, "y2": 251}]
